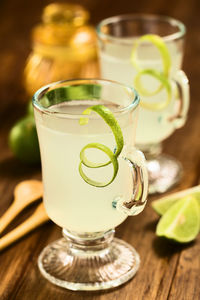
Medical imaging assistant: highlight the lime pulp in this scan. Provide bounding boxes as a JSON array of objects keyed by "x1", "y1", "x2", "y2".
[
  {"x1": 152, "y1": 185, "x2": 200, "y2": 216},
  {"x1": 156, "y1": 195, "x2": 200, "y2": 243}
]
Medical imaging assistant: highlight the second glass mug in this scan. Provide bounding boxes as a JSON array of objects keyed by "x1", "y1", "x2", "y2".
[
  {"x1": 33, "y1": 79, "x2": 148, "y2": 290},
  {"x1": 97, "y1": 14, "x2": 190, "y2": 193}
]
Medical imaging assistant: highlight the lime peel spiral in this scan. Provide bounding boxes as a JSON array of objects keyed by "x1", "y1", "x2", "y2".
[
  {"x1": 79, "y1": 104, "x2": 124, "y2": 187},
  {"x1": 131, "y1": 34, "x2": 172, "y2": 111}
]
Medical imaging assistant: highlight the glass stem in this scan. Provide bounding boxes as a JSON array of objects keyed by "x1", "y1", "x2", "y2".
[{"x1": 62, "y1": 228, "x2": 115, "y2": 252}]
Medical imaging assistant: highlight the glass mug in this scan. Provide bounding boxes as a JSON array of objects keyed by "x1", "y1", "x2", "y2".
[
  {"x1": 97, "y1": 14, "x2": 190, "y2": 193},
  {"x1": 33, "y1": 79, "x2": 148, "y2": 291}
]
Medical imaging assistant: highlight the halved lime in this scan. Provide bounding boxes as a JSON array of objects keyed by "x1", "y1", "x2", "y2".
[
  {"x1": 152, "y1": 185, "x2": 200, "y2": 216},
  {"x1": 156, "y1": 195, "x2": 200, "y2": 243}
]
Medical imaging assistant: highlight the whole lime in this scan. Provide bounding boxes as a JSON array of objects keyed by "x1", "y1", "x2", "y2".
[
  {"x1": 27, "y1": 100, "x2": 34, "y2": 116},
  {"x1": 9, "y1": 116, "x2": 40, "y2": 164}
]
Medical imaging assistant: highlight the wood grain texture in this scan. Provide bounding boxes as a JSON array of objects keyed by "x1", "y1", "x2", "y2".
[{"x1": 0, "y1": 0, "x2": 200, "y2": 299}]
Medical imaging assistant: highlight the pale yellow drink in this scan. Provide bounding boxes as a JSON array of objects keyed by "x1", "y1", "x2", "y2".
[
  {"x1": 99, "y1": 44, "x2": 182, "y2": 145},
  {"x1": 34, "y1": 101, "x2": 138, "y2": 233}
]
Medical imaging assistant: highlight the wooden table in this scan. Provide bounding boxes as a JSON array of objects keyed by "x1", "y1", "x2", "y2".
[{"x1": 0, "y1": 0, "x2": 200, "y2": 299}]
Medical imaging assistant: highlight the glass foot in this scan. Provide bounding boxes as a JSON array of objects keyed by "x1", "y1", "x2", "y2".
[
  {"x1": 147, "y1": 154, "x2": 183, "y2": 194},
  {"x1": 38, "y1": 229, "x2": 140, "y2": 291}
]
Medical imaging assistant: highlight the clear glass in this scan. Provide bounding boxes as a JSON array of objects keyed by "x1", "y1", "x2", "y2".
[
  {"x1": 97, "y1": 14, "x2": 190, "y2": 193},
  {"x1": 33, "y1": 79, "x2": 148, "y2": 290}
]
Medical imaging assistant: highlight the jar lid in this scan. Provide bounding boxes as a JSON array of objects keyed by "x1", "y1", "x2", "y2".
[
  {"x1": 42, "y1": 3, "x2": 89, "y2": 27},
  {"x1": 32, "y1": 3, "x2": 96, "y2": 47}
]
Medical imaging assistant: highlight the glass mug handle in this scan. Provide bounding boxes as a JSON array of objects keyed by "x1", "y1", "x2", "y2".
[
  {"x1": 168, "y1": 70, "x2": 190, "y2": 128},
  {"x1": 113, "y1": 146, "x2": 148, "y2": 216}
]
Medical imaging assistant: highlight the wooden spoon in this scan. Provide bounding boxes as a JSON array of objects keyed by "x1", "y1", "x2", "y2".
[
  {"x1": 0, "y1": 180, "x2": 43, "y2": 234},
  {"x1": 0, "y1": 203, "x2": 49, "y2": 251}
]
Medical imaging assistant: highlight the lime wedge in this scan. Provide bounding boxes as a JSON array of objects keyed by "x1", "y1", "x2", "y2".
[
  {"x1": 156, "y1": 195, "x2": 200, "y2": 243},
  {"x1": 152, "y1": 185, "x2": 200, "y2": 216},
  {"x1": 79, "y1": 105, "x2": 124, "y2": 187}
]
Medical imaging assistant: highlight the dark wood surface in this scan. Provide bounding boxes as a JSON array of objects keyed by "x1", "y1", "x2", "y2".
[{"x1": 0, "y1": 0, "x2": 200, "y2": 299}]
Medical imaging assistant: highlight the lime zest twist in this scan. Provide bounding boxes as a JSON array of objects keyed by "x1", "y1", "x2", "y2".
[
  {"x1": 78, "y1": 104, "x2": 124, "y2": 187},
  {"x1": 130, "y1": 34, "x2": 172, "y2": 111}
]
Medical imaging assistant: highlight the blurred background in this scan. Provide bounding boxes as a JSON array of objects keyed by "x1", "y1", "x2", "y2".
[{"x1": 0, "y1": 0, "x2": 198, "y2": 108}]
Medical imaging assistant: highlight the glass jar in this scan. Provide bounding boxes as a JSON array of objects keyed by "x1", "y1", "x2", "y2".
[{"x1": 24, "y1": 3, "x2": 99, "y2": 97}]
